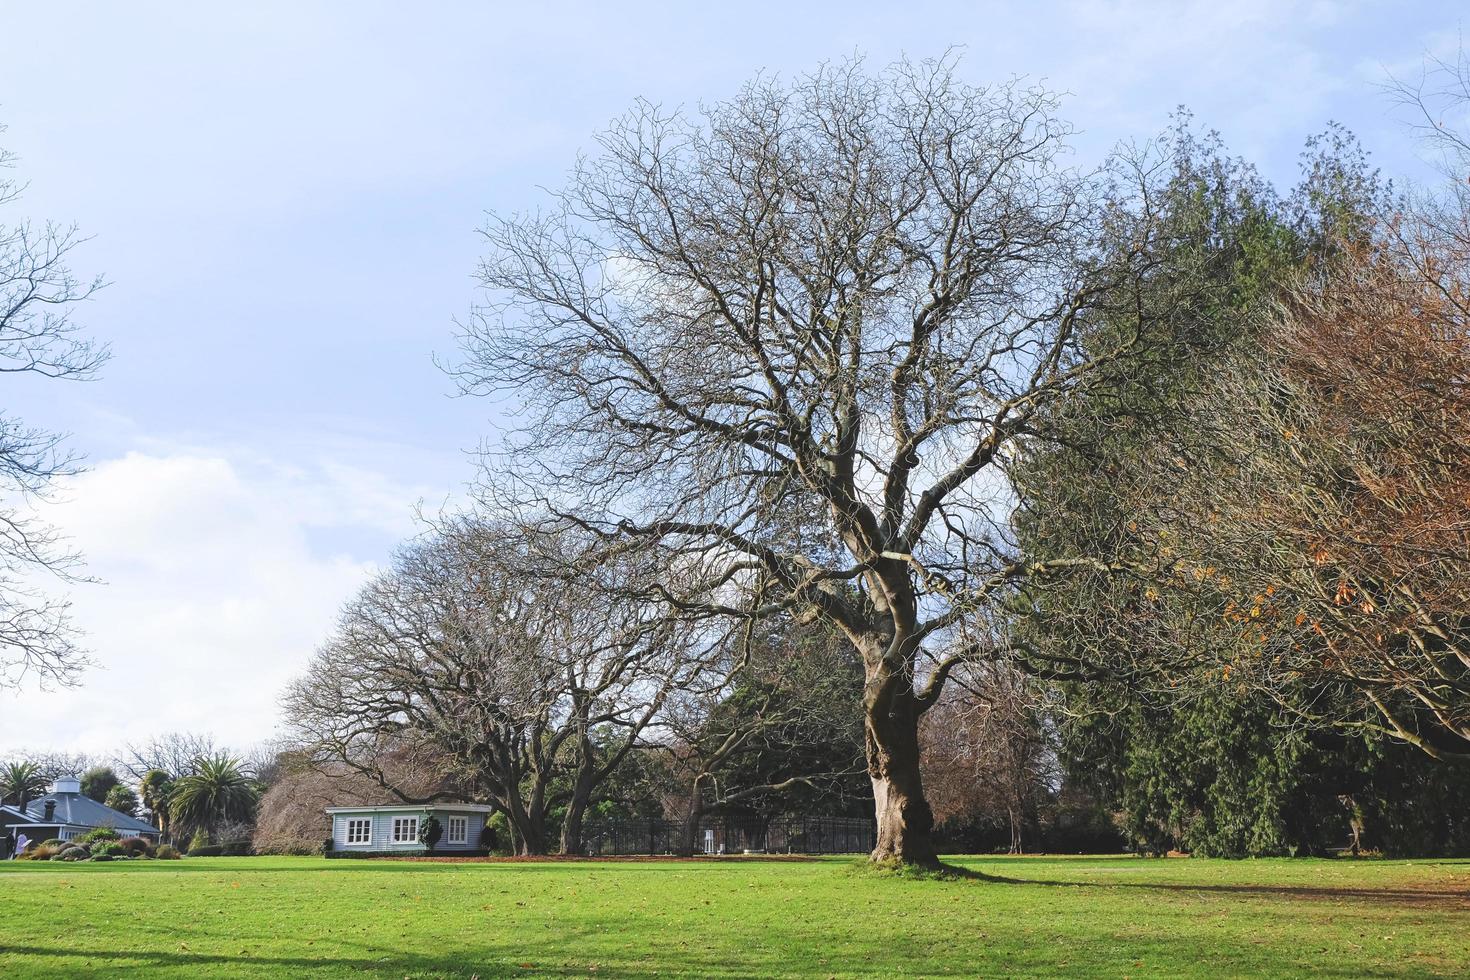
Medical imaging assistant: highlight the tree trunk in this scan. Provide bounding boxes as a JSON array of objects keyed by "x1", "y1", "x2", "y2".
[
  {"x1": 676, "y1": 778, "x2": 706, "y2": 857},
  {"x1": 558, "y1": 728, "x2": 598, "y2": 855},
  {"x1": 559, "y1": 774, "x2": 594, "y2": 856},
  {"x1": 866, "y1": 666, "x2": 939, "y2": 866},
  {"x1": 505, "y1": 786, "x2": 547, "y2": 856}
]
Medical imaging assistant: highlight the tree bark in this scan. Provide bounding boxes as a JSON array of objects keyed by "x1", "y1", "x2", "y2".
[
  {"x1": 865, "y1": 667, "x2": 939, "y2": 866},
  {"x1": 504, "y1": 784, "x2": 548, "y2": 856},
  {"x1": 676, "y1": 777, "x2": 707, "y2": 858},
  {"x1": 558, "y1": 745, "x2": 597, "y2": 856}
]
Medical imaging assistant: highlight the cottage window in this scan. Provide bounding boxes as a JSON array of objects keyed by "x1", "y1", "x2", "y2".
[
  {"x1": 345, "y1": 818, "x2": 371, "y2": 845},
  {"x1": 446, "y1": 816, "x2": 467, "y2": 844},
  {"x1": 392, "y1": 816, "x2": 419, "y2": 843}
]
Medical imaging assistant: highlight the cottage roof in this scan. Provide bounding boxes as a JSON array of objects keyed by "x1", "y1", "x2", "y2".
[
  {"x1": 325, "y1": 803, "x2": 496, "y2": 814},
  {"x1": 1, "y1": 780, "x2": 159, "y2": 836}
]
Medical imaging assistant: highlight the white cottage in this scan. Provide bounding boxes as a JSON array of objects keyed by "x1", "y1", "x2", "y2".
[{"x1": 325, "y1": 803, "x2": 494, "y2": 856}]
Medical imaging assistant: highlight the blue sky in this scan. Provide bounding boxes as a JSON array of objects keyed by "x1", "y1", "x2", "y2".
[{"x1": 0, "y1": 0, "x2": 1463, "y2": 756}]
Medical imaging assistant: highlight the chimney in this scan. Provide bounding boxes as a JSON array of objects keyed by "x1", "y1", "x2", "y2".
[{"x1": 43, "y1": 799, "x2": 55, "y2": 822}]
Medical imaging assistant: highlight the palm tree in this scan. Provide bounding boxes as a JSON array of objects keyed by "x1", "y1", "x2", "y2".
[
  {"x1": 0, "y1": 761, "x2": 48, "y2": 813},
  {"x1": 139, "y1": 769, "x2": 174, "y2": 840},
  {"x1": 169, "y1": 756, "x2": 258, "y2": 842}
]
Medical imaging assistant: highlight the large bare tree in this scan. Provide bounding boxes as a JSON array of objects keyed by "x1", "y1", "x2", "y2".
[
  {"x1": 458, "y1": 56, "x2": 1193, "y2": 863},
  {"x1": 285, "y1": 519, "x2": 700, "y2": 854},
  {"x1": 120, "y1": 731, "x2": 220, "y2": 781},
  {"x1": 0, "y1": 126, "x2": 107, "y2": 688},
  {"x1": 921, "y1": 663, "x2": 1057, "y2": 853}
]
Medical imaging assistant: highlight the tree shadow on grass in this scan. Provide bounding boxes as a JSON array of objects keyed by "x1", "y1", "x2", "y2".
[
  {"x1": 952, "y1": 871, "x2": 1470, "y2": 908},
  {"x1": 0, "y1": 856, "x2": 831, "y2": 878},
  {"x1": 0, "y1": 938, "x2": 1399, "y2": 980},
  {"x1": 0, "y1": 942, "x2": 984, "y2": 979}
]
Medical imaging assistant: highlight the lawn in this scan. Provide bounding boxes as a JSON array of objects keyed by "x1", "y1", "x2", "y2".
[{"x1": 0, "y1": 854, "x2": 1467, "y2": 978}]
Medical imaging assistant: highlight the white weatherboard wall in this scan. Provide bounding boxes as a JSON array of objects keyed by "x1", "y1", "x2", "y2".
[{"x1": 330, "y1": 808, "x2": 487, "y2": 852}]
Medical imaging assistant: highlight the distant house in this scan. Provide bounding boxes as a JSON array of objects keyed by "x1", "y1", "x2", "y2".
[
  {"x1": 2, "y1": 776, "x2": 160, "y2": 850},
  {"x1": 325, "y1": 803, "x2": 493, "y2": 856}
]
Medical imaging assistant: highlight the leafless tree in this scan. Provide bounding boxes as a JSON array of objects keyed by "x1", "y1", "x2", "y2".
[
  {"x1": 921, "y1": 663, "x2": 1057, "y2": 853},
  {"x1": 1100, "y1": 56, "x2": 1470, "y2": 762},
  {"x1": 458, "y1": 55, "x2": 1194, "y2": 862},
  {"x1": 252, "y1": 748, "x2": 453, "y2": 855},
  {"x1": 120, "y1": 731, "x2": 220, "y2": 781},
  {"x1": 1164, "y1": 226, "x2": 1470, "y2": 760},
  {"x1": 0, "y1": 126, "x2": 108, "y2": 689},
  {"x1": 284, "y1": 518, "x2": 701, "y2": 854}
]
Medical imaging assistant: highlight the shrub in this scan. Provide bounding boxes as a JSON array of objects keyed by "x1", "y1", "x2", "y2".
[
  {"x1": 187, "y1": 827, "x2": 210, "y2": 853},
  {"x1": 57, "y1": 845, "x2": 88, "y2": 861},
  {"x1": 220, "y1": 839, "x2": 253, "y2": 856},
  {"x1": 188, "y1": 843, "x2": 225, "y2": 857},
  {"x1": 91, "y1": 842, "x2": 125, "y2": 858},
  {"x1": 117, "y1": 836, "x2": 154, "y2": 857},
  {"x1": 91, "y1": 853, "x2": 113, "y2": 862},
  {"x1": 418, "y1": 815, "x2": 443, "y2": 853},
  {"x1": 40, "y1": 838, "x2": 66, "y2": 848},
  {"x1": 20, "y1": 843, "x2": 62, "y2": 861},
  {"x1": 483, "y1": 813, "x2": 510, "y2": 855},
  {"x1": 155, "y1": 844, "x2": 181, "y2": 860},
  {"x1": 77, "y1": 827, "x2": 121, "y2": 847}
]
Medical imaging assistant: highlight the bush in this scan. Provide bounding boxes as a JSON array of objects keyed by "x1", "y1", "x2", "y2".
[
  {"x1": 91, "y1": 842, "x2": 125, "y2": 858},
  {"x1": 117, "y1": 836, "x2": 155, "y2": 857},
  {"x1": 77, "y1": 827, "x2": 122, "y2": 846},
  {"x1": 188, "y1": 843, "x2": 225, "y2": 857},
  {"x1": 19, "y1": 843, "x2": 62, "y2": 861},
  {"x1": 155, "y1": 844, "x2": 181, "y2": 860},
  {"x1": 40, "y1": 837, "x2": 66, "y2": 848},
  {"x1": 220, "y1": 839, "x2": 253, "y2": 856},
  {"x1": 483, "y1": 813, "x2": 510, "y2": 855},
  {"x1": 187, "y1": 827, "x2": 210, "y2": 853},
  {"x1": 418, "y1": 815, "x2": 443, "y2": 852},
  {"x1": 57, "y1": 845, "x2": 89, "y2": 861},
  {"x1": 91, "y1": 853, "x2": 113, "y2": 862}
]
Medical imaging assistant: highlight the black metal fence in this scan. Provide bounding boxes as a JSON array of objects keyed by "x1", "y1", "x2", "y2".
[{"x1": 582, "y1": 814, "x2": 874, "y2": 856}]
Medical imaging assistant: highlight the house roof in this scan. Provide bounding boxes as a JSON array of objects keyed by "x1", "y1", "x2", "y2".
[
  {"x1": 1, "y1": 792, "x2": 159, "y2": 836},
  {"x1": 325, "y1": 804, "x2": 497, "y2": 815}
]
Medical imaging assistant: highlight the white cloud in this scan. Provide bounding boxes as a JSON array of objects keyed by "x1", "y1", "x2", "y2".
[{"x1": 0, "y1": 447, "x2": 433, "y2": 757}]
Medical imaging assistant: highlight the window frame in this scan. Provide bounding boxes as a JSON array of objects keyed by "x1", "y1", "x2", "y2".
[
  {"x1": 446, "y1": 815, "x2": 467, "y2": 845},
  {"x1": 345, "y1": 818, "x2": 372, "y2": 846},
  {"x1": 391, "y1": 816, "x2": 419, "y2": 844}
]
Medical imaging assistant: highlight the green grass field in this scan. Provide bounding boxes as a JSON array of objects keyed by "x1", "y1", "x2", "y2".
[{"x1": 1, "y1": 854, "x2": 1467, "y2": 978}]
